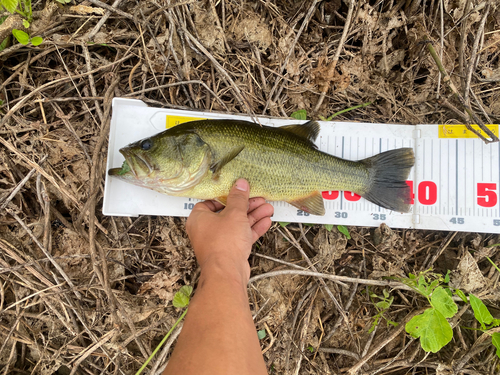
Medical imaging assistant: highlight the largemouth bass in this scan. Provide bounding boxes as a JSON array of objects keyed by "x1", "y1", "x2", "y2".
[{"x1": 108, "y1": 119, "x2": 414, "y2": 215}]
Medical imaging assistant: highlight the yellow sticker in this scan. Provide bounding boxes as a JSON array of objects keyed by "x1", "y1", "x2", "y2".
[
  {"x1": 438, "y1": 124, "x2": 499, "y2": 139},
  {"x1": 166, "y1": 115, "x2": 206, "y2": 129}
]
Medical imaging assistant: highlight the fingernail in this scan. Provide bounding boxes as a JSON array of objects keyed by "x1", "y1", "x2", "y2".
[{"x1": 235, "y1": 179, "x2": 248, "y2": 191}]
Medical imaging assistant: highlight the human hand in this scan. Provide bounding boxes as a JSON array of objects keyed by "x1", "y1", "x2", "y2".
[{"x1": 186, "y1": 179, "x2": 274, "y2": 285}]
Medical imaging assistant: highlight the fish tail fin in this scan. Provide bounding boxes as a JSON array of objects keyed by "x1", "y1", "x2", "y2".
[{"x1": 359, "y1": 148, "x2": 415, "y2": 213}]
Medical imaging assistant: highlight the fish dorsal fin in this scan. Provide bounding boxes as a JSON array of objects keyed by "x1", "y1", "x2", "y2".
[
  {"x1": 287, "y1": 191, "x2": 325, "y2": 216},
  {"x1": 280, "y1": 120, "x2": 320, "y2": 143},
  {"x1": 210, "y1": 145, "x2": 245, "y2": 178}
]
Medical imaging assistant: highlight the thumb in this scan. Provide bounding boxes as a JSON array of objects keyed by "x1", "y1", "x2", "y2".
[{"x1": 225, "y1": 178, "x2": 250, "y2": 213}]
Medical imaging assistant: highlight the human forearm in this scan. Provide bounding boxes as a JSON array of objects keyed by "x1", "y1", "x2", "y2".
[{"x1": 164, "y1": 268, "x2": 267, "y2": 375}]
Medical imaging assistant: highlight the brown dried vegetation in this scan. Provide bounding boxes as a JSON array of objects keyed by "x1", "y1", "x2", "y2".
[{"x1": 1, "y1": 0, "x2": 500, "y2": 374}]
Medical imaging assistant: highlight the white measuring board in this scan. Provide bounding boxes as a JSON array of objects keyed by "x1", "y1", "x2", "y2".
[{"x1": 103, "y1": 98, "x2": 500, "y2": 233}]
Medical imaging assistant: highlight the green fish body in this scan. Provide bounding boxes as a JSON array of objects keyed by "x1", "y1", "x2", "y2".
[{"x1": 108, "y1": 119, "x2": 414, "y2": 215}]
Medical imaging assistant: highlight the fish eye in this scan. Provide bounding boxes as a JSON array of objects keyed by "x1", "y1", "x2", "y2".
[{"x1": 141, "y1": 139, "x2": 152, "y2": 150}]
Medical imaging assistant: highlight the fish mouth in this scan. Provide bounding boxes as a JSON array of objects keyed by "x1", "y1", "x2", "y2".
[{"x1": 118, "y1": 148, "x2": 154, "y2": 177}]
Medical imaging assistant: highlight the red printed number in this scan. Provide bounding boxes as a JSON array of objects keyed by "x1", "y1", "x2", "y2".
[
  {"x1": 406, "y1": 181, "x2": 415, "y2": 204},
  {"x1": 418, "y1": 181, "x2": 437, "y2": 205},
  {"x1": 477, "y1": 183, "x2": 497, "y2": 207},
  {"x1": 321, "y1": 191, "x2": 361, "y2": 201},
  {"x1": 322, "y1": 191, "x2": 339, "y2": 200},
  {"x1": 344, "y1": 191, "x2": 361, "y2": 201}
]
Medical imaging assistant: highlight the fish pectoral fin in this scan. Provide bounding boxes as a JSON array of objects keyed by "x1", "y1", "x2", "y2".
[
  {"x1": 280, "y1": 120, "x2": 320, "y2": 144},
  {"x1": 214, "y1": 196, "x2": 227, "y2": 206},
  {"x1": 210, "y1": 145, "x2": 245, "y2": 179},
  {"x1": 287, "y1": 191, "x2": 325, "y2": 216}
]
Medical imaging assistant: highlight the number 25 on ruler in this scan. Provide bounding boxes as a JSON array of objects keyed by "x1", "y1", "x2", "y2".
[{"x1": 322, "y1": 181, "x2": 498, "y2": 207}]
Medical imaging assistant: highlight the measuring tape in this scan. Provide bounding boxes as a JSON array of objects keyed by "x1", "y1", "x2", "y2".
[{"x1": 103, "y1": 98, "x2": 500, "y2": 233}]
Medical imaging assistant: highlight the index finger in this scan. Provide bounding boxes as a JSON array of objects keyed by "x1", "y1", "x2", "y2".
[{"x1": 192, "y1": 200, "x2": 224, "y2": 213}]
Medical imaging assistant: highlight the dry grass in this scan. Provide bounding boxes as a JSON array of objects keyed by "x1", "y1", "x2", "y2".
[{"x1": 1, "y1": 0, "x2": 500, "y2": 374}]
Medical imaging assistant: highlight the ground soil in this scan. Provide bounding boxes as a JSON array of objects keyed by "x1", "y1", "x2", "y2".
[{"x1": 1, "y1": 0, "x2": 500, "y2": 374}]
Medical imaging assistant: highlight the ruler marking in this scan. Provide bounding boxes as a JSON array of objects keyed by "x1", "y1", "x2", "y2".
[
  {"x1": 439, "y1": 139, "x2": 442, "y2": 215},
  {"x1": 460, "y1": 139, "x2": 468, "y2": 215},
  {"x1": 473, "y1": 140, "x2": 476, "y2": 217},
  {"x1": 456, "y1": 139, "x2": 459, "y2": 216},
  {"x1": 431, "y1": 139, "x2": 434, "y2": 180},
  {"x1": 341, "y1": 136, "x2": 344, "y2": 210},
  {"x1": 446, "y1": 139, "x2": 452, "y2": 215}
]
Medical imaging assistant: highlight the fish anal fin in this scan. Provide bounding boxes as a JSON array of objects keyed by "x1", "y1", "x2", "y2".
[
  {"x1": 287, "y1": 191, "x2": 325, "y2": 216},
  {"x1": 214, "y1": 196, "x2": 227, "y2": 206},
  {"x1": 280, "y1": 120, "x2": 320, "y2": 144},
  {"x1": 210, "y1": 145, "x2": 245, "y2": 179}
]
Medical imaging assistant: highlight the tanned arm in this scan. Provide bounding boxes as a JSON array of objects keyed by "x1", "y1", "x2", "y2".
[{"x1": 163, "y1": 179, "x2": 273, "y2": 375}]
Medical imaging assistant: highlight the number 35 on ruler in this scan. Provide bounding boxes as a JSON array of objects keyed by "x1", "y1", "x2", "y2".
[{"x1": 322, "y1": 181, "x2": 498, "y2": 207}]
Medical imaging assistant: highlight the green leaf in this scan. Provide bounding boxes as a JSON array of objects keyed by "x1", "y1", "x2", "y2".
[
  {"x1": 172, "y1": 285, "x2": 193, "y2": 308},
  {"x1": 431, "y1": 286, "x2": 458, "y2": 318},
  {"x1": 12, "y1": 29, "x2": 29, "y2": 45},
  {"x1": 492, "y1": 333, "x2": 500, "y2": 359},
  {"x1": 369, "y1": 316, "x2": 380, "y2": 333},
  {"x1": 279, "y1": 222, "x2": 290, "y2": 228},
  {"x1": 290, "y1": 109, "x2": 307, "y2": 120},
  {"x1": 455, "y1": 289, "x2": 468, "y2": 303},
  {"x1": 31, "y1": 36, "x2": 43, "y2": 46},
  {"x1": 1, "y1": 0, "x2": 19, "y2": 14},
  {"x1": 0, "y1": 17, "x2": 8, "y2": 53},
  {"x1": 22, "y1": 19, "x2": 29, "y2": 28},
  {"x1": 117, "y1": 160, "x2": 131, "y2": 175},
  {"x1": 376, "y1": 301, "x2": 390, "y2": 309},
  {"x1": 444, "y1": 270, "x2": 451, "y2": 283},
  {"x1": 257, "y1": 329, "x2": 266, "y2": 340},
  {"x1": 469, "y1": 294, "x2": 493, "y2": 328},
  {"x1": 405, "y1": 308, "x2": 453, "y2": 353},
  {"x1": 337, "y1": 225, "x2": 350, "y2": 239},
  {"x1": 307, "y1": 345, "x2": 314, "y2": 353},
  {"x1": 324, "y1": 224, "x2": 333, "y2": 232},
  {"x1": 417, "y1": 275, "x2": 430, "y2": 297}
]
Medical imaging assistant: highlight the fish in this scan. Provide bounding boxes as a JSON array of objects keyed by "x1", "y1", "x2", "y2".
[{"x1": 108, "y1": 119, "x2": 415, "y2": 215}]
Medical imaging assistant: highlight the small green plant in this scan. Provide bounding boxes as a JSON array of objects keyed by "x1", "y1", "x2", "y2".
[
  {"x1": 400, "y1": 271, "x2": 458, "y2": 353},
  {"x1": 337, "y1": 224, "x2": 350, "y2": 239},
  {"x1": 0, "y1": 16, "x2": 9, "y2": 52},
  {"x1": 369, "y1": 289, "x2": 398, "y2": 333},
  {"x1": 290, "y1": 109, "x2": 307, "y2": 120},
  {"x1": 324, "y1": 224, "x2": 334, "y2": 231},
  {"x1": 12, "y1": 29, "x2": 41, "y2": 45},
  {"x1": 1, "y1": 0, "x2": 43, "y2": 45},
  {"x1": 468, "y1": 294, "x2": 500, "y2": 358},
  {"x1": 307, "y1": 345, "x2": 314, "y2": 353},
  {"x1": 278, "y1": 222, "x2": 290, "y2": 228},
  {"x1": 135, "y1": 285, "x2": 193, "y2": 375},
  {"x1": 257, "y1": 329, "x2": 266, "y2": 340},
  {"x1": 319, "y1": 101, "x2": 373, "y2": 121}
]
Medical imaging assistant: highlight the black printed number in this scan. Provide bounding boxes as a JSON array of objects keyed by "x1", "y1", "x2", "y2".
[
  {"x1": 494, "y1": 220, "x2": 500, "y2": 226},
  {"x1": 335, "y1": 212, "x2": 348, "y2": 218},
  {"x1": 297, "y1": 210, "x2": 310, "y2": 216},
  {"x1": 373, "y1": 214, "x2": 386, "y2": 220},
  {"x1": 184, "y1": 203, "x2": 195, "y2": 210},
  {"x1": 449, "y1": 217, "x2": 464, "y2": 224}
]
